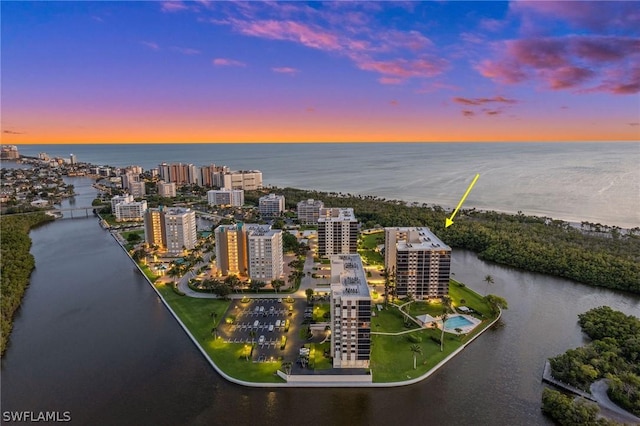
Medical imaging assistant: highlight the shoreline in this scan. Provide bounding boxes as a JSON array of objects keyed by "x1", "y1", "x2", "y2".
[{"x1": 110, "y1": 229, "x2": 501, "y2": 388}]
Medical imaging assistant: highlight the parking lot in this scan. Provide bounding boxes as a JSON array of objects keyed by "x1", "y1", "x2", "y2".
[{"x1": 218, "y1": 298, "x2": 304, "y2": 363}]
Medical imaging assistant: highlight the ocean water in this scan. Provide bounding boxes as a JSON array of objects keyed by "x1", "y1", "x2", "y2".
[{"x1": 14, "y1": 142, "x2": 640, "y2": 228}]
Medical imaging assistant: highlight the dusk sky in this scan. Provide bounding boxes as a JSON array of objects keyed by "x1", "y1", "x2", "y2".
[{"x1": 2, "y1": 1, "x2": 639, "y2": 143}]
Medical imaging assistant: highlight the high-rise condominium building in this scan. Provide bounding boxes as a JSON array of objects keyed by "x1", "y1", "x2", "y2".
[
  {"x1": 157, "y1": 181, "x2": 177, "y2": 198},
  {"x1": 207, "y1": 189, "x2": 244, "y2": 207},
  {"x1": 246, "y1": 224, "x2": 283, "y2": 281},
  {"x1": 330, "y1": 254, "x2": 371, "y2": 369},
  {"x1": 129, "y1": 181, "x2": 146, "y2": 198},
  {"x1": 144, "y1": 208, "x2": 166, "y2": 248},
  {"x1": 221, "y1": 170, "x2": 262, "y2": 190},
  {"x1": 1, "y1": 145, "x2": 20, "y2": 160},
  {"x1": 199, "y1": 164, "x2": 229, "y2": 187},
  {"x1": 297, "y1": 199, "x2": 324, "y2": 224},
  {"x1": 317, "y1": 208, "x2": 358, "y2": 257},
  {"x1": 158, "y1": 163, "x2": 199, "y2": 186},
  {"x1": 258, "y1": 194, "x2": 285, "y2": 217},
  {"x1": 215, "y1": 223, "x2": 283, "y2": 281},
  {"x1": 115, "y1": 200, "x2": 148, "y2": 222},
  {"x1": 163, "y1": 208, "x2": 197, "y2": 254},
  {"x1": 215, "y1": 224, "x2": 248, "y2": 276},
  {"x1": 384, "y1": 227, "x2": 451, "y2": 300}
]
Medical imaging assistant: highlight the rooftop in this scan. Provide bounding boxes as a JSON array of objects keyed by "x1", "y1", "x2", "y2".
[
  {"x1": 318, "y1": 207, "x2": 357, "y2": 222},
  {"x1": 330, "y1": 254, "x2": 370, "y2": 298}
]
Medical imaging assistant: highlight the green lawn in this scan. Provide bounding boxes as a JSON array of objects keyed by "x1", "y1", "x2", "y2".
[
  {"x1": 371, "y1": 328, "x2": 461, "y2": 382},
  {"x1": 313, "y1": 303, "x2": 330, "y2": 322},
  {"x1": 371, "y1": 306, "x2": 419, "y2": 333},
  {"x1": 406, "y1": 301, "x2": 447, "y2": 317},
  {"x1": 152, "y1": 277, "x2": 497, "y2": 384},
  {"x1": 310, "y1": 342, "x2": 332, "y2": 370},
  {"x1": 154, "y1": 283, "x2": 284, "y2": 383},
  {"x1": 358, "y1": 232, "x2": 384, "y2": 265},
  {"x1": 370, "y1": 283, "x2": 499, "y2": 382}
]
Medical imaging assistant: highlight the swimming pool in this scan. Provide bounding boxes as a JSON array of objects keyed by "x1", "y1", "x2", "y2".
[{"x1": 445, "y1": 315, "x2": 474, "y2": 329}]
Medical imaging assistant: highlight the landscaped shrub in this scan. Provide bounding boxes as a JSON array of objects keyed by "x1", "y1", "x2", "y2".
[{"x1": 408, "y1": 334, "x2": 423, "y2": 343}]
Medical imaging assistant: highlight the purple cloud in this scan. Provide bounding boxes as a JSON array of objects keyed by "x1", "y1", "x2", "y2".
[
  {"x1": 212, "y1": 58, "x2": 246, "y2": 67},
  {"x1": 272, "y1": 67, "x2": 299, "y2": 75},
  {"x1": 478, "y1": 36, "x2": 640, "y2": 94}
]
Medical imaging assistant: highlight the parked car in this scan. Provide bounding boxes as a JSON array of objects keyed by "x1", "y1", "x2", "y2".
[
  {"x1": 253, "y1": 320, "x2": 259, "y2": 327},
  {"x1": 268, "y1": 324, "x2": 274, "y2": 332},
  {"x1": 258, "y1": 335, "x2": 265, "y2": 344},
  {"x1": 275, "y1": 320, "x2": 281, "y2": 327}
]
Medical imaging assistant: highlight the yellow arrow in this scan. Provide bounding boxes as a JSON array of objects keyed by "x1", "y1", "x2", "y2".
[{"x1": 445, "y1": 173, "x2": 480, "y2": 228}]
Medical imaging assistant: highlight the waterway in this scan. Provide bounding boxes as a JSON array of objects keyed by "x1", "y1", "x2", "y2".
[{"x1": 1, "y1": 177, "x2": 639, "y2": 425}]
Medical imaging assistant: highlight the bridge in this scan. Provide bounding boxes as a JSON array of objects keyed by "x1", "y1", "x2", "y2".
[{"x1": 51, "y1": 206, "x2": 100, "y2": 218}]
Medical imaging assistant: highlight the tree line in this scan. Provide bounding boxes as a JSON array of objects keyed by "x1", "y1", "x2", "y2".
[
  {"x1": 0, "y1": 212, "x2": 54, "y2": 355},
  {"x1": 245, "y1": 187, "x2": 640, "y2": 294}
]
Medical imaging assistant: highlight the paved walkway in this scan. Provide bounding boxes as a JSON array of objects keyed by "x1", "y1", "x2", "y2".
[
  {"x1": 170, "y1": 248, "x2": 319, "y2": 300},
  {"x1": 591, "y1": 379, "x2": 640, "y2": 424}
]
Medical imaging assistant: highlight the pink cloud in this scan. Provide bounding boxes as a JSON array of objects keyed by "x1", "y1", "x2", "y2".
[
  {"x1": 379, "y1": 77, "x2": 404, "y2": 85},
  {"x1": 212, "y1": 58, "x2": 246, "y2": 67},
  {"x1": 478, "y1": 36, "x2": 640, "y2": 94},
  {"x1": 356, "y1": 57, "x2": 447, "y2": 79},
  {"x1": 462, "y1": 110, "x2": 475, "y2": 118},
  {"x1": 272, "y1": 67, "x2": 299, "y2": 75},
  {"x1": 453, "y1": 96, "x2": 517, "y2": 106},
  {"x1": 389, "y1": 100, "x2": 399, "y2": 106},
  {"x1": 380, "y1": 30, "x2": 433, "y2": 52},
  {"x1": 161, "y1": 1, "x2": 189, "y2": 13},
  {"x1": 232, "y1": 19, "x2": 341, "y2": 51}
]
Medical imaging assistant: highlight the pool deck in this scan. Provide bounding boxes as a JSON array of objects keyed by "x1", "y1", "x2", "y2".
[{"x1": 443, "y1": 314, "x2": 482, "y2": 334}]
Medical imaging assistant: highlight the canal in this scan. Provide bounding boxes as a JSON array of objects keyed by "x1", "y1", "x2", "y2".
[{"x1": 1, "y1": 178, "x2": 638, "y2": 425}]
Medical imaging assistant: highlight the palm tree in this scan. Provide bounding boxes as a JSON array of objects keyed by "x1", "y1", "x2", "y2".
[
  {"x1": 381, "y1": 267, "x2": 395, "y2": 307},
  {"x1": 410, "y1": 344, "x2": 422, "y2": 369},
  {"x1": 211, "y1": 326, "x2": 217, "y2": 339},
  {"x1": 440, "y1": 309, "x2": 449, "y2": 352},
  {"x1": 484, "y1": 274, "x2": 494, "y2": 295}
]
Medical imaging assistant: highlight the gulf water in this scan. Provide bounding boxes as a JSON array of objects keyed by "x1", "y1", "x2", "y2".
[{"x1": 16, "y1": 142, "x2": 640, "y2": 228}]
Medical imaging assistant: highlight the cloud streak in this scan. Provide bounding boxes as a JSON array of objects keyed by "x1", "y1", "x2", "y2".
[
  {"x1": 140, "y1": 41, "x2": 160, "y2": 51},
  {"x1": 212, "y1": 58, "x2": 246, "y2": 67},
  {"x1": 272, "y1": 67, "x2": 299, "y2": 75}
]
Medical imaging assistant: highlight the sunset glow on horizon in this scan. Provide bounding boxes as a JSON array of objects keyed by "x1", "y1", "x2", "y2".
[{"x1": 2, "y1": 1, "x2": 639, "y2": 144}]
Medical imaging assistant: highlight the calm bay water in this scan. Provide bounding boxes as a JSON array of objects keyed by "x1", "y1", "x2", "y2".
[
  {"x1": 16, "y1": 142, "x2": 640, "y2": 228},
  {"x1": 1, "y1": 175, "x2": 639, "y2": 425}
]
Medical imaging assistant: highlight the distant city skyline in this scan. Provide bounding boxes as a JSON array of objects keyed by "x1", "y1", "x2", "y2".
[{"x1": 2, "y1": 1, "x2": 639, "y2": 143}]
